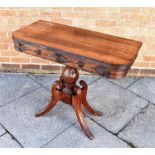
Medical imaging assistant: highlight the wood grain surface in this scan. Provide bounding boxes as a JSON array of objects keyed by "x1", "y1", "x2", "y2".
[{"x1": 12, "y1": 20, "x2": 142, "y2": 79}]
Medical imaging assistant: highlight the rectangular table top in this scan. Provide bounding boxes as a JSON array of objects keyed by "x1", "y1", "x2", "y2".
[
  {"x1": 13, "y1": 20, "x2": 142, "y2": 66},
  {"x1": 12, "y1": 20, "x2": 142, "y2": 79}
]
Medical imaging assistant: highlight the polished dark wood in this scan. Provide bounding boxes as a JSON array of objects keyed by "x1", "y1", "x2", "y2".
[
  {"x1": 80, "y1": 80, "x2": 103, "y2": 116},
  {"x1": 12, "y1": 20, "x2": 142, "y2": 79},
  {"x1": 72, "y1": 86, "x2": 94, "y2": 140},
  {"x1": 35, "y1": 80, "x2": 61, "y2": 117},
  {"x1": 35, "y1": 66, "x2": 102, "y2": 139},
  {"x1": 12, "y1": 20, "x2": 142, "y2": 140}
]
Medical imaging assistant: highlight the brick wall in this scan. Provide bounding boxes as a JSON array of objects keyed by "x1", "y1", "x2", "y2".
[{"x1": 0, "y1": 7, "x2": 155, "y2": 76}]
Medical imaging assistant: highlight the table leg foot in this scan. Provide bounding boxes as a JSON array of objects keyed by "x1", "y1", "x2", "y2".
[
  {"x1": 72, "y1": 86, "x2": 94, "y2": 140},
  {"x1": 79, "y1": 80, "x2": 103, "y2": 116},
  {"x1": 35, "y1": 81, "x2": 61, "y2": 117}
]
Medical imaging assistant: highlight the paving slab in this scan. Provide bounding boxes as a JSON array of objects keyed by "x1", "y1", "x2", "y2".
[
  {"x1": 107, "y1": 76, "x2": 140, "y2": 89},
  {"x1": 0, "y1": 124, "x2": 6, "y2": 136},
  {"x1": 85, "y1": 78, "x2": 148, "y2": 134},
  {"x1": 128, "y1": 78, "x2": 155, "y2": 104},
  {"x1": 28, "y1": 74, "x2": 59, "y2": 90},
  {"x1": 0, "y1": 133, "x2": 21, "y2": 148},
  {"x1": 44, "y1": 117, "x2": 129, "y2": 148},
  {"x1": 0, "y1": 73, "x2": 40, "y2": 106},
  {"x1": 29, "y1": 74, "x2": 100, "y2": 91},
  {"x1": 0, "y1": 87, "x2": 78, "y2": 148},
  {"x1": 118, "y1": 104, "x2": 155, "y2": 148}
]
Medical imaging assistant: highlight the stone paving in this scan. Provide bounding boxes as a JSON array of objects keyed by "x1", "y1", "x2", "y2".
[{"x1": 0, "y1": 72, "x2": 155, "y2": 148}]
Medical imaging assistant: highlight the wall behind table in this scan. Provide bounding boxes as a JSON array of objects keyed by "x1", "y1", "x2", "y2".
[{"x1": 0, "y1": 7, "x2": 155, "y2": 76}]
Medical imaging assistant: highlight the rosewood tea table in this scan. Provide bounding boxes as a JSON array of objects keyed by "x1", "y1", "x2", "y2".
[{"x1": 12, "y1": 20, "x2": 142, "y2": 140}]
